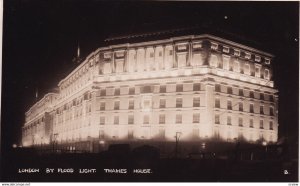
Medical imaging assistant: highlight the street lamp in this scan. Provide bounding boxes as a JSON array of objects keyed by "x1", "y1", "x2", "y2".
[{"x1": 175, "y1": 132, "x2": 182, "y2": 158}]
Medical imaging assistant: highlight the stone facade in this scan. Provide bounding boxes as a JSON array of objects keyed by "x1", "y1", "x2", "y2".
[{"x1": 22, "y1": 34, "x2": 278, "y2": 152}]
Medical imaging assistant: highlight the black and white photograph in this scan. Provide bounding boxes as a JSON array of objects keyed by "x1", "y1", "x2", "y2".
[{"x1": 1, "y1": 0, "x2": 299, "y2": 183}]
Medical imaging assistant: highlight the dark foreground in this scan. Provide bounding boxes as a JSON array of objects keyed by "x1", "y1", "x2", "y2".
[{"x1": 1, "y1": 144, "x2": 298, "y2": 182}]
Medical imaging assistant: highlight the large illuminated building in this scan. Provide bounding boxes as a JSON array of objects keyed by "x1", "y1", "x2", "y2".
[{"x1": 22, "y1": 34, "x2": 278, "y2": 153}]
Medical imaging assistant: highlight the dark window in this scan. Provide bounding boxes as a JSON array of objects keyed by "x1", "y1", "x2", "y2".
[
  {"x1": 115, "y1": 88, "x2": 120, "y2": 96},
  {"x1": 215, "y1": 84, "x2": 221, "y2": 92},
  {"x1": 176, "y1": 84, "x2": 183, "y2": 92},
  {"x1": 238, "y1": 118, "x2": 243, "y2": 127},
  {"x1": 160, "y1": 99, "x2": 166, "y2": 108},
  {"x1": 100, "y1": 102, "x2": 105, "y2": 111},
  {"x1": 193, "y1": 113, "x2": 200, "y2": 123},
  {"x1": 193, "y1": 97, "x2": 200, "y2": 107},
  {"x1": 129, "y1": 87, "x2": 135, "y2": 95},
  {"x1": 193, "y1": 83, "x2": 201, "y2": 91},
  {"x1": 215, "y1": 98, "x2": 220, "y2": 108},
  {"x1": 270, "y1": 107, "x2": 274, "y2": 116},
  {"x1": 269, "y1": 121, "x2": 273, "y2": 130},
  {"x1": 239, "y1": 102, "x2": 243, "y2": 111},
  {"x1": 176, "y1": 98, "x2": 182, "y2": 108},
  {"x1": 101, "y1": 89, "x2": 106, "y2": 96},
  {"x1": 260, "y1": 105, "x2": 264, "y2": 114},
  {"x1": 227, "y1": 87, "x2": 233, "y2": 94},
  {"x1": 260, "y1": 93, "x2": 264, "y2": 100},
  {"x1": 128, "y1": 100, "x2": 134, "y2": 110},
  {"x1": 250, "y1": 91, "x2": 254, "y2": 98},
  {"x1": 160, "y1": 85, "x2": 166, "y2": 93},
  {"x1": 239, "y1": 89, "x2": 244, "y2": 96},
  {"x1": 114, "y1": 101, "x2": 120, "y2": 110},
  {"x1": 100, "y1": 117, "x2": 105, "y2": 125},
  {"x1": 260, "y1": 120, "x2": 264, "y2": 129},
  {"x1": 215, "y1": 115, "x2": 220, "y2": 124},
  {"x1": 128, "y1": 130, "x2": 134, "y2": 139},
  {"x1": 227, "y1": 100, "x2": 232, "y2": 110},
  {"x1": 270, "y1": 95, "x2": 274, "y2": 102},
  {"x1": 250, "y1": 104, "x2": 254, "y2": 113}
]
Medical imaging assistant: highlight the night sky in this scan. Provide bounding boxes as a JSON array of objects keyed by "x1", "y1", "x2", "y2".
[{"x1": 2, "y1": 1, "x2": 299, "y2": 152}]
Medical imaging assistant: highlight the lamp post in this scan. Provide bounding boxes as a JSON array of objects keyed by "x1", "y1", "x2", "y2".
[{"x1": 175, "y1": 132, "x2": 182, "y2": 158}]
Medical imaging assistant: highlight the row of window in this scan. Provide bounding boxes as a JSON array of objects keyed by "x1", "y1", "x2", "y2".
[
  {"x1": 215, "y1": 115, "x2": 274, "y2": 130},
  {"x1": 97, "y1": 83, "x2": 203, "y2": 96},
  {"x1": 100, "y1": 97, "x2": 201, "y2": 111},
  {"x1": 215, "y1": 98, "x2": 274, "y2": 116},
  {"x1": 99, "y1": 113, "x2": 201, "y2": 125},
  {"x1": 215, "y1": 84, "x2": 274, "y2": 101},
  {"x1": 210, "y1": 54, "x2": 270, "y2": 80}
]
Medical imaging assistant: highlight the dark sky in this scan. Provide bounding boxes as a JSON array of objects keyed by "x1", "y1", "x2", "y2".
[{"x1": 2, "y1": 1, "x2": 299, "y2": 151}]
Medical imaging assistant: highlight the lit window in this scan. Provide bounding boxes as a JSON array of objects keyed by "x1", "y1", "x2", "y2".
[
  {"x1": 244, "y1": 63, "x2": 250, "y2": 75},
  {"x1": 210, "y1": 55, "x2": 218, "y2": 67},
  {"x1": 264, "y1": 69, "x2": 270, "y2": 80},
  {"x1": 249, "y1": 119, "x2": 254, "y2": 128},
  {"x1": 100, "y1": 117, "x2": 105, "y2": 125},
  {"x1": 193, "y1": 97, "x2": 200, "y2": 107},
  {"x1": 245, "y1": 52, "x2": 251, "y2": 59},
  {"x1": 159, "y1": 114, "x2": 165, "y2": 124},
  {"x1": 234, "y1": 49, "x2": 240, "y2": 56},
  {"x1": 255, "y1": 55, "x2": 261, "y2": 62},
  {"x1": 233, "y1": 60, "x2": 240, "y2": 72},
  {"x1": 143, "y1": 115, "x2": 149, "y2": 124},
  {"x1": 215, "y1": 115, "x2": 220, "y2": 124},
  {"x1": 114, "y1": 116, "x2": 119, "y2": 125},
  {"x1": 255, "y1": 65, "x2": 261, "y2": 78},
  {"x1": 223, "y1": 56, "x2": 230, "y2": 70},
  {"x1": 99, "y1": 130, "x2": 104, "y2": 139},
  {"x1": 215, "y1": 98, "x2": 220, "y2": 108},
  {"x1": 223, "y1": 46, "x2": 229, "y2": 53},
  {"x1": 128, "y1": 130, "x2": 134, "y2": 139},
  {"x1": 128, "y1": 100, "x2": 134, "y2": 110},
  {"x1": 176, "y1": 114, "x2": 182, "y2": 124},
  {"x1": 176, "y1": 98, "x2": 182, "y2": 108},
  {"x1": 193, "y1": 83, "x2": 201, "y2": 91},
  {"x1": 128, "y1": 115, "x2": 134, "y2": 125},
  {"x1": 227, "y1": 116, "x2": 232, "y2": 125},
  {"x1": 193, "y1": 113, "x2": 200, "y2": 123},
  {"x1": 160, "y1": 99, "x2": 166, "y2": 108},
  {"x1": 158, "y1": 129, "x2": 165, "y2": 138},
  {"x1": 114, "y1": 101, "x2": 120, "y2": 110},
  {"x1": 211, "y1": 42, "x2": 218, "y2": 50},
  {"x1": 260, "y1": 120, "x2": 264, "y2": 129}
]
